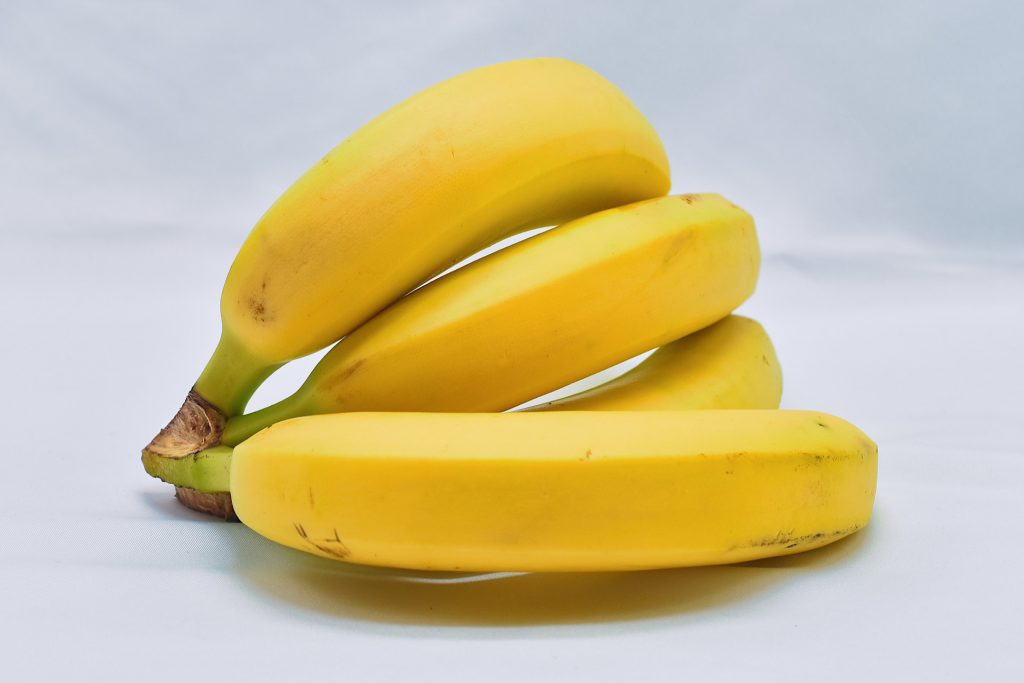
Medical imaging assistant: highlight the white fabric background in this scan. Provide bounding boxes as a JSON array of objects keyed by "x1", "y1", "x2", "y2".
[{"x1": 2, "y1": 1, "x2": 1022, "y2": 680}]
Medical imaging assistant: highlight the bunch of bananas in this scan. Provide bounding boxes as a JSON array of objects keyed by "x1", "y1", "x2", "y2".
[{"x1": 144, "y1": 58, "x2": 876, "y2": 572}]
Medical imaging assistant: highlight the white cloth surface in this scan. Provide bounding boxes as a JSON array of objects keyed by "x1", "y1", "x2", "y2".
[
  {"x1": 2, "y1": 236, "x2": 1021, "y2": 681},
  {"x1": 2, "y1": 1, "x2": 1023, "y2": 680}
]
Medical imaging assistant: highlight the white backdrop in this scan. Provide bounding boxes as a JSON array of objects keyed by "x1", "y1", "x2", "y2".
[{"x1": 1, "y1": 1, "x2": 1022, "y2": 680}]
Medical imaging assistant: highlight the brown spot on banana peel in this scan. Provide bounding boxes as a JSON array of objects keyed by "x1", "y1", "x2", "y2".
[
  {"x1": 245, "y1": 277, "x2": 274, "y2": 323},
  {"x1": 247, "y1": 296, "x2": 274, "y2": 323},
  {"x1": 250, "y1": 297, "x2": 266, "y2": 320}
]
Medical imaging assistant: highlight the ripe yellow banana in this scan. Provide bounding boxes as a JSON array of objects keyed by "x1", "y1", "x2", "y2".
[
  {"x1": 147, "y1": 58, "x2": 669, "y2": 458},
  {"x1": 219, "y1": 193, "x2": 760, "y2": 446},
  {"x1": 142, "y1": 313, "x2": 779, "y2": 500},
  {"x1": 231, "y1": 411, "x2": 877, "y2": 571},
  {"x1": 525, "y1": 315, "x2": 782, "y2": 412},
  {"x1": 145, "y1": 193, "x2": 760, "y2": 515}
]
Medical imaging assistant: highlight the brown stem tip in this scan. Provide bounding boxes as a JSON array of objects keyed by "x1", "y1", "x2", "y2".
[
  {"x1": 145, "y1": 390, "x2": 233, "y2": 520},
  {"x1": 146, "y1": 389, "x2": 226, "y2": 458},
  {"x1": 175, "y1": 487, "x2": 238, "y2": 522}
]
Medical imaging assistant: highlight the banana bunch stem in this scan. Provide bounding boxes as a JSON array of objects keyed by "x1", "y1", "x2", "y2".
[{"x1": 140, "y1": 58, "x2": 877, "y2": 571}]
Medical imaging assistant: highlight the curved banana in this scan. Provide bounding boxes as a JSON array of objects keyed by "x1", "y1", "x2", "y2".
[
  {"x1": 142, "y1": 313, "x2": 779, "y2": 502},
  {"x1": 231, "y1": 410, "x2": 878, "y2": 571},
  {"x1": 525, "y1": 315, "x2": 782, "y2": 412},
  {"x1": 220, "y1": 193, "x2": 760, "y2": 446},
  {"x1": 145, "y1": 193, "x2": 760, "y2": 515},
  {"x1": 147, "y1": 58, "x2": 669, "y2": 458}
]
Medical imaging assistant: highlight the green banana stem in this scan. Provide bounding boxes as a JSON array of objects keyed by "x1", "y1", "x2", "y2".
[
  {"x1": 142, "y1": 445, "x2": 236, "y2": 519},
  {"x1": 143, "y1": 446, "x2": 233, "y2": 493},
  {"x1": 152, "y1": 396, "x2": 304, "y2": 517},
  {"x1": 143, "y1": 332, "x2": 278, "y2": 463},
  {"x1": 220, "y1": 394, "x2": 307, "y2": 446},
  {"x1": 142, "y1": 393, "x2": 301, "y2": 502},
  {"x1": 142, "y1": 395, "x2": 301, "y2": 499},
  {"x1": 194, "y1": 332, "x2": 280, "y2": 416},
  {"x1": 141, "y1": 388, "x2": 306, "y2": 511},
  {"x1": 142, "y1": 332, "x2": 281, "y2": 518}
]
